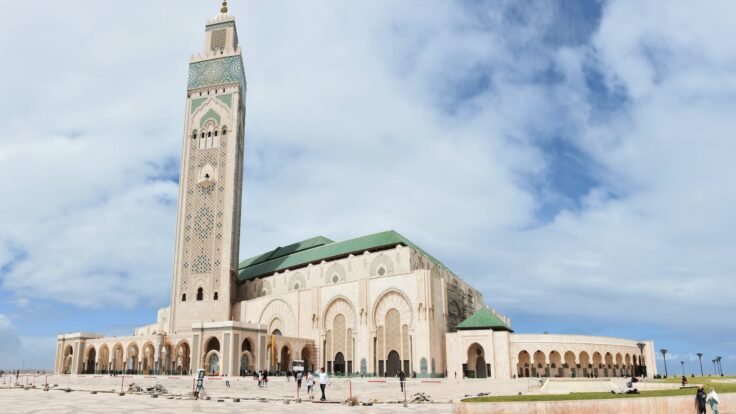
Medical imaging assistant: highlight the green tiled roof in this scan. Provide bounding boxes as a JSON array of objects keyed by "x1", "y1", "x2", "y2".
[
  {"x1": 456, "y1": 307, "x2": 512, "y2": 332},
  {"x1": 237, "y1": 230, "x2": 445, "y2": 283}
]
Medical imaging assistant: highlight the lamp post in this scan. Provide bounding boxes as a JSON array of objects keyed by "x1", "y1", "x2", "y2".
[
  {"x1": 696, "y1": 353, "x2": 704, "y2": 376},
  {"x1": 680, "y1": 361, "x2": 685, "y2": 377},
  {"x1": 660, "y1": 349, "x2": 668, "y2": 377},
  {"x1": 636, "y1": 343, "x2": 646, "y2": 377},
  {"x1": 716, "y1": 357, "x2": 723, "y2": 376}
]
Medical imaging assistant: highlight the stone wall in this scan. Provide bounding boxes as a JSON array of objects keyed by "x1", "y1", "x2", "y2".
[{"x1": 458, "y1": 393, "x2": 735, "y2": 414}]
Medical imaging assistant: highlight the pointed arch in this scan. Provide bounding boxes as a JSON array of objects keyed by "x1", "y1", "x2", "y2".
[
  {"x1": 258, "y1": 299, "x2": 296, "y2": 337},
  {"x1": 323, "y1": 296, "x2": 356, "y2": 331},
  {"x1": 372, "y1": 289, "x2": 413, "y2": 328}
]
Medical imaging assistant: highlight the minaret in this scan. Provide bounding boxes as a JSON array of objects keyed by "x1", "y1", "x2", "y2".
[{"x1": 168, "y1": 1, "x2": 246, "y2": 333}]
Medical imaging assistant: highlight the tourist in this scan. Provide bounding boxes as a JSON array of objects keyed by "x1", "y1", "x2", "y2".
[
  {"x1": 682, "y1": 375, "x2": 688, "y2": 386},
  {"x1": 319, "y1": 367, "x2": 329, "y2": 401},
  {"x1": 397, "y1": 369, "x2": 406, "y2": 392},
  {"x1": 296, "y1": 370, "x2": 303, "y2": 389},
  {"x1": 306, "y1": 370, "x2": 315, "y2": 399},
  {"x1": 257, "y1": 370, "x2": 263, "y2": 387},
  {"x1": 707, "y1": 388, "x2": 720, "y2": 414},
  {"x1": 263, "y1": 370, "x2": 269, "y2": 388},
  {"x1": 695, "y1": 386, "x2": 707, "y2": 414}
]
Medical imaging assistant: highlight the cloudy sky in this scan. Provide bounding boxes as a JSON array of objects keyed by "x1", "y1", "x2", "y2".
[{"x1": 0, "y1": 0, "x2": 734, "y2": 374}]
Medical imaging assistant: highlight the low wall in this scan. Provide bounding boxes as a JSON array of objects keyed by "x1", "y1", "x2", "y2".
[{"x1": 458, "y1": 393, "x2": 734, "y2": 414}]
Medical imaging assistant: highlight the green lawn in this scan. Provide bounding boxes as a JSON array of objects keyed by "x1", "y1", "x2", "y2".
[{"x1": 463, "y1": 376, "x2": 736, "y2": 403}]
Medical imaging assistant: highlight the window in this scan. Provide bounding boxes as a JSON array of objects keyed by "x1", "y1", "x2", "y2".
[
  {"x1": 377, "y1": 267, "x2": 386, "y2": 276},
  {"x1": 213, "y1": 292, "x2": 219, "y2": 300},
  {"x1": 192, "y1": 130, "x2": 197, "y2": 140},
  {"x1": 197, "y1": 287, "x2": 203, "y2": 301},
  {"x1": 222, "y1": 126, "x2": 227, "y2": 135},
  {"x1": 332, "y1": 274, "x2": 339, "y2": 284},
  {"x1": 293, "y1": 283, "x2": 300, "y2": 290},
  {"x1": 182, "y1": 293, "x2": 186, "y2": 302}
]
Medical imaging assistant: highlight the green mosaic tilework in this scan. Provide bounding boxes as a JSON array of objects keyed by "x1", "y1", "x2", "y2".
[
  {"x1": 200, "y1": 108, "x2": 221, "y2": 127},
  {"x1": 216, "y1": 94, "x2": 233, "y2": 108},
  {"x1": 190, "y1": 98, "x2": 207, "y2": 114},
  {"x1": 188, "y1": 56, "x2": 245, "y2": 90}
]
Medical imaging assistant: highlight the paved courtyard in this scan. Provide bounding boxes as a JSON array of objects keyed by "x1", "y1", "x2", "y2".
[
  {"x1": 0, "y1": 374, "x2": 683, "y2": 413},
  {"x1": 0, "y1": 374, "x2": 532, "y2": 413},
  {"x1": 0, "y1": 387, "x2": 457, "y2": 414}
]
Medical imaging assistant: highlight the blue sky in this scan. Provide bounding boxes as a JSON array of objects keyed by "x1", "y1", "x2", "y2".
[{"x1": 0, "y1": 0, "x2": 734, "y2": 375}]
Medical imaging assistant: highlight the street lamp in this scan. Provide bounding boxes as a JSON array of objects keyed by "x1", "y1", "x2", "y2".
[
  {"x1": 636, "y1": 343, "x2": 646, "y2": 377},
  {"x1": 680, "y1": 361, "x2": 685, "y2": 377},
  {"x1": 696, "y1": 353, "x2": 704, "y2": 376},
  {"x1": 660, "y1": 349, "x2": 668, "y2": 377},
  {"x1": 716, "y1": 357, "x2": 723, "y2": 376}
]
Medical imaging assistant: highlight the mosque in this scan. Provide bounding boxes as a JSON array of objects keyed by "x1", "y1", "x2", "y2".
[{"x1": 55, "y1": 3, "x2": 657, "y2": 381}]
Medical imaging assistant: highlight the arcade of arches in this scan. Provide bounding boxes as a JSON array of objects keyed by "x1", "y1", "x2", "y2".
[{"x1": 516, "y1": 349, "x2": 644, "y2": 378}]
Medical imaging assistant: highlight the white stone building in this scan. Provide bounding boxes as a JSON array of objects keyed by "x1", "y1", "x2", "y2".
[{"x1": 55, "y1": 3, "x2": 657, "y2": 380}]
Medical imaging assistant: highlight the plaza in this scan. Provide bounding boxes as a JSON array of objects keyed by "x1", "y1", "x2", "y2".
[{"x1": 0, "y1": 373, "x2": 688, "y2": 413}]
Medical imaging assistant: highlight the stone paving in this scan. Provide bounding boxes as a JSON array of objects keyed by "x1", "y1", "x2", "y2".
[
  {"x1": 0, "y1": 374, "x2": 684, "y2": 413},
  {"x1": 0, "y1": 388, "x2": 456, "y2": 413}
]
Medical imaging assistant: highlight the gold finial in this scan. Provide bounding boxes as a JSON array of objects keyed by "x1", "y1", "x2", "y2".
[{"x1": 220, "y1": 1, "x2": 228, "y2": 14}]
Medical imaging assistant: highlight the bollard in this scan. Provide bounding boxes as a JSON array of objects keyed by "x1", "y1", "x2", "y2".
[{"x1": 404, "y1": 380, "x2": 407, "y2": 406}]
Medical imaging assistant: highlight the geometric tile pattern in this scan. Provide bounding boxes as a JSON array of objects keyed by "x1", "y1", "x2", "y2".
[
  {"x1": 180, "y1": 129, "x2": 227, "y2": 294},
  {"x1": 188, "y1": 56, "x2": 244, "y2": 90}
]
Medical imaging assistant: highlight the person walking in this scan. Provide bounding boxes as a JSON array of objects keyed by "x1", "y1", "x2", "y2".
[
  {"x1": 306, "y1": 371, "x2": 315, "y2": 399},
  {"x1": 397, "y1": 369, "x2": 406, "y2": 392},
  {"x1": 318, "y1": 367, "x2": 329, "y2": 401},
  {"x1": 296, "y1": 370, "x2": 303, "y2": 389},
  {"x1": 707, "y1": 388, "x2": 720, "y2": 414},
  {"x1": 695, "y1": 386, "x2": 707, "y2": 414}
]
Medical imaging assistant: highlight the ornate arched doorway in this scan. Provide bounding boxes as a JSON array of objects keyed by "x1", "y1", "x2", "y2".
[
  {"x1": 204, "y1": 337, "x2": 221, "y2": 376},
  {"x1": 280, "y1": 345, "x2": 291, "y2": 373},
  {"x1": 517, "y1": 350, "x2": 531, "y2": 377},
  {"x1": 86, "y1": 347, "x2": 97, "y2": 374},
  {"x1": 302, "y1": 346, "x2": 311, "y2": 372},
  {"x1": 62, "y1": 345, "x2": 73, "y2": 374},
  {"x1": 387, "y1": 350, "x2": 401, "y2": 377},
  {"x1": 175, "y1": 342, "x2": 191, "y2": 375},
  {"x1": 334, "y1": 352, "x2": 346, "y2": 374},
  {"x1": 466, "y1": 343, "x2": 488, "y2": 378}
]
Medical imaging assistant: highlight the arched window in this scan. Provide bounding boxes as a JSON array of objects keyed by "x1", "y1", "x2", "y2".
[
  {"x1": 222, "y1": 126, "x2": 227, "y2": 135},
  {"x1": 196, "y1": 288, "x2": 203, "y2": 301},
  {"x1": 192, "y1": 130, "x2": 197, "y2": 140},
  {"x1": 213, "y1": 292, "x2": 218, "y2": 300},
  {"x1": 182, "y1": 293, "x2": 186, "y2": 302}
]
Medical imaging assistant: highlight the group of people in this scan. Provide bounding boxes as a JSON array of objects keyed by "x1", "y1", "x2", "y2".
[
  {"x1": 695, "y1": 386, "x2": 720, "y2": 414},
  {"x1": 253, "y1": 369, "x2": 269, "y2": 387},
  {"x1": 292, "y1": 368, "x2": 329, "y2": 401}
]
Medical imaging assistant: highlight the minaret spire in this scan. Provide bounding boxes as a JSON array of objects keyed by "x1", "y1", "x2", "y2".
[{"x1": 220, "y1": 1, "x2": 228, "y2": 14}]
